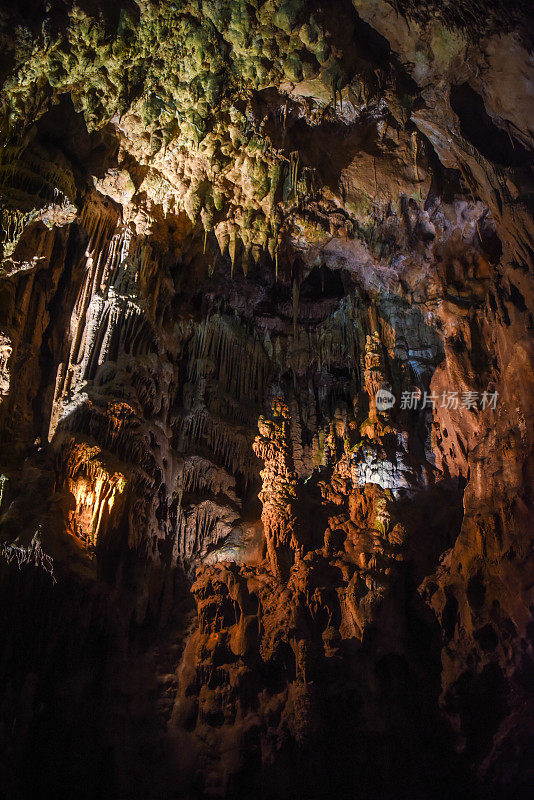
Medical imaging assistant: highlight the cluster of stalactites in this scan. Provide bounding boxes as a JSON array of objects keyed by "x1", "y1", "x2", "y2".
[
  {"x1": 50, "y1": 209, "x2": 158, "y2": 438},
  {"x1": 177, "y1": 408, "x2": 258, "y2": 487},
  {"x1": 188, "y1": 313, "x2": 270, "y2": 406},
  {"x1": 0, "y1": 144, "x2": 77, "y2": 257},
  {"x1": 174, "y1": 313, "x2": 272, "y2": 490},
  {"x1": 59, "y1": 435, "x2": 127, "y2": 547},
  {"x1": 173, "y1": 499, "x2": 240, "y2": 565},
  {"x1": 178, "y1": 455, "x2": 239, "y2": 504}
]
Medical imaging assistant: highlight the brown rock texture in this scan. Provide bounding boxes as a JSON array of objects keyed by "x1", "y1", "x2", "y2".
[{"x1": 0, "y1": 1, "x2": 533, "y2": 799}]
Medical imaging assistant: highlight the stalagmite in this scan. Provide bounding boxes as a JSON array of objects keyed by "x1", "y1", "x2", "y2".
[{"x1": 253, "y1": 399, "x2": 301, "y2": 578}]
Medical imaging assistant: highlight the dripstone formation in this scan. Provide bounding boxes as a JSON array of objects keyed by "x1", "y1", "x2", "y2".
[{"x1": 0, "y1": 2, "x2": 533, "y2": 799}]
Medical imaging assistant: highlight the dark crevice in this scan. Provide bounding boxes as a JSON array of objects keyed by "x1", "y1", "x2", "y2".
[{"x1": 450, "y1": 83, "x2": 533, "y2": 168}]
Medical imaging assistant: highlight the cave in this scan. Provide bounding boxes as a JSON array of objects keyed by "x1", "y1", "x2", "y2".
[{"x1": 0, "y1": 2, "x2": 533, "y2": 799}]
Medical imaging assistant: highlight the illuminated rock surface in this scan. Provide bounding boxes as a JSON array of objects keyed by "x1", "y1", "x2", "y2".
[{"x1": 0, "y1": 2, "x2": 533, "y2": 798}]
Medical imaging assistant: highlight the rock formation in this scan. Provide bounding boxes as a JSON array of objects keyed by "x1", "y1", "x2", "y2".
[{"x1": 0, "y1": 1, "x2": 533, "y2": 798}]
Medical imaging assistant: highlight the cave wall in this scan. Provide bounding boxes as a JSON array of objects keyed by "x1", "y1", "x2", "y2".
[{"x1": 0, "y1": 2, "x2": 533, "y2": 799}]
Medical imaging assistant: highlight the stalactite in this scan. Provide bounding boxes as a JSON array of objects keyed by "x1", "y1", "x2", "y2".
[
  {"x1": 316, "y1": 298, "x2": 360, "y2": 374},
  {"x1": 174, "y1": 499, "x2": 239, "y2": 562},
  {"x1": 292, "y1": 276, "x2": 299, "y2": 340},
  {"x1": 289, "y1": 150, "x2": 300, "y2": 199},
  {"x1": 0, "y1": 207, "x2": 34, "y2": 256},
  {"x1": 177, "y1": 408, "x2": 258, "y2": 486},
  {"x1": 178, "y1": 455, "x2": 239, "y2": 503},
  {"x1": 49, "y1": 214, "x2": 158, "y2": 438},
  {"x1": 0, "y1": 146, "x2": 75, "y2": 210},
  {"x1": 187, "y1": 313, "x2": 270, "y2": 405},
  {"x1": 58, "y1": 437, "x2": 127, "y2": 547},
  {"x1": 56, "y1": 400, "x2": 157, "y2": 481},
  {"x1": 229, "y1": 229, "x2": 237, "y2": 276}
]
